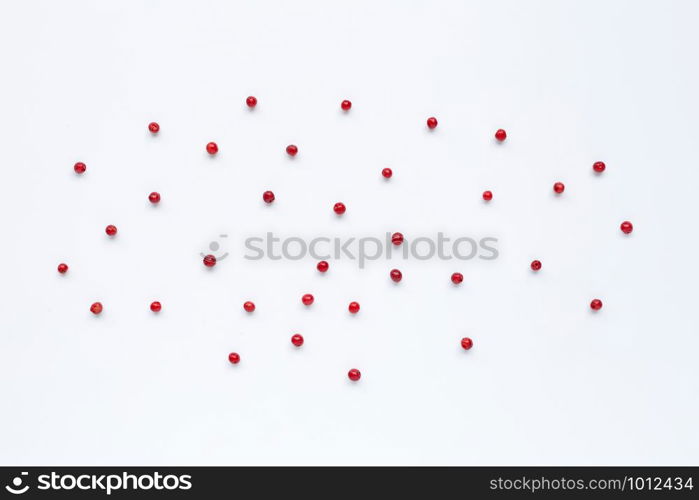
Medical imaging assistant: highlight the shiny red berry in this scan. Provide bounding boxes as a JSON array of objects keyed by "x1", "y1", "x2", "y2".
[
  {"x1": 73, "y1": 162, "x2": 86, "y2": 174},
  {"x1": 246, "y1": 96, "x2": 257, "y2": 108},
  {"x1": 341, "y1": 100, "x2": 352, "y2": 111},
  {"x1": 203, "y1": 254, "x2": 217, "y2": 267},
  {"x1": 495, "y1": 129, "x2": 507, "y2": 141},
  {"x1": 426, "y1": 117, "x2": 438, "y2": 129},
  {"x1": 317, "y1": 260, "x2": 329, "y2": 273},
  {"x1": 148, "y1": 192, "x2": 160, "y2": 204},
  {"x1": 286, "y1": 144, "x2": 298, "y2": 157},
  {"x1": 348, "y1": 301, "x2": 360, "y2": 314},
  {"x1": 291, "y1": 334, "x2": 304, "y2": 347},
  {"x1": 263, "y1": 191, "x2": 275, "y2": 204},
  {"x1": 206, "y1": 142, "x2": 218, "y2": 155},
  {"x1": 333, "y1": 202, "x2": 346, "y2": 215},
  {"x1": 390, "y1": 269, "x2": 402, "y2": 283},
  {"x1": 461, "y1": 337, "x2": 473, "y2": 350},
  {"x1": 302, "y1": 294, "x2": 314, "y2": 306},
  {"x1": 148, "y1": 122, "x2": 160, "y2": 133},
  {"x1": 482, "y1": 190, "x2": 493, "y2": 201},
  {"x1": 530, "y1": 260, "x2": 542, "y2": 271},
  {"x1": 620, "y1": 221, "x2": 633, "y2": 234},
  {"x1": 593, "y1": 161, "x2": 606, "y2": 173},
  {"x1": 590, "y1": 299, "x2": 603, "y2": 311},
  {"x1": 243, "y1": 301, "x2": 255, "y2": 312},
  {"x1": 391, "y1": 232, "x2": 404, "y2": 246},
  {"x1": 553, "y1": 182, "x2": 565, "y2": 194},
  {"x1": 90, "y1": 302, "x2": 103, "y2": 315},
  {"x1": 451, "y1": 272, "x2": 463, "y2": 284},
  {"x1": 57, "y1": 263, "x2": 68, "y2": 274},
  {"x1": 150, "y1": 301, "x2": 162, "y2": 312},
  {"x1": 228, "y1": 352, "x2": 240, "y2": 364},
  {"x1": 105, "y1": 225, "x2": 117, "y2": 236},
  {"x1": 348, "y1": 368, "x2": 361, "y2": 381},
  {"x1": 382, "y1": 168, "x2": 393, "y2": 179}
]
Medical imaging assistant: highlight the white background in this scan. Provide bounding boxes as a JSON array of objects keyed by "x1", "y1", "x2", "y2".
[{"x1": 1, "y1": 0, "x2": 698, "y2": 465}]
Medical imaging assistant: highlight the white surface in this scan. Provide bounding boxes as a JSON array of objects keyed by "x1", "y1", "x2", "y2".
[{"x1": 1, "y1": 0, "x2": 698, "y2": 465}]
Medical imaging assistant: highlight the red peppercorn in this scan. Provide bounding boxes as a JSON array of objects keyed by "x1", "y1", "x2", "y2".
[
  {"x1": 461, "y1": 337, "x2": 473, "y2": 350},
  {"x1": 243, "y1": 301, "x2": 255, "y2": 312},
  {"x1": 482, "y1": 190, "x2": 493, "y2": 201},
  {"x1": 390, "y1": 269, "x2": 402, "y2": 283},
  {"x1": 426, "y1": 117, "x2": 438, "y2": 129},
  {"x1": 348, "y1": 368, "x2": 361, "y2": 381},
  {"x1": 333, "y1": 202, "x2": 346, "y2": 215},
  {"x1": 382, "y1": 168, "x2": 393, "y2": 179},
  {"x1": 148, "y1": 192, "x2": 160, "y2": 204},
  {"x1": 317, "y1": 260, "x2": 329, "y2": 273},
  {"x1": 150, "y1": 301, "x2": 162, "y2": 312},
  {"x1": 348, "y1": 301, "x2": 360, "y2": 314},
  {"x1": 286, "y1": 144, "x2": 298, "y2": 157},
  {"x1": 451, "y1": 272, "x2": 463, "y2": 284},
  {"x1": 246, "y1": 96, "x2": 257, "y2": 108},
  {"x1": 530, "y1": 260, "x2": 542, "y2": 271},
  {"x1": 90, "y1": 302, "x2": 103, "y2": 315},
  {"x1": 341, "y1": 100, "x2": 352, "y2": 111},
  {"x1": 262, "y1": 191, "x2": 275, "y2": 204},
  {"x1": 291, "y1": 334, "x2": 304, "y2": 347},
  {"x1": 495, "y1": 129, "x2": 507, "y2": 141},
  {"x1": 620, "y1": 221, "x2": 633, "y2": 234},
  {"x1": 553, "y1": 182, "x2": 565, "y2": 194},
  {"x1": 105, "y1": 225, "x2": 117, "y2": 236},
  {"x1": 206, "y1": 142, "x2": 218, "y2": 155},
  {"x1": 228, "y1": 352, "x2": 240, "y2": 364},
  {"x1": 590, "y1": 299, "x2": 603, "y2": 311},
  {"x1": 148, "y1": 122, "x2": 159, "y2": 133},
  {"x1": 73, "y1": 162, "x2": 86, "y2": 174},
  {"x1": 57, "y1": 263, "x2": 68, "y2": 274},
  {"x1": 593, "y1": 161, "x2": 606, "y2": 173},
  {"x1": 391, "y1": 232, "x2": 404, "y2": 246},
  {"x1": 203, "y1": 254, "x2": 217, "y2": 267},
  {"x1": 301, "y1": 294, "x2": 314, "y2": 306}
]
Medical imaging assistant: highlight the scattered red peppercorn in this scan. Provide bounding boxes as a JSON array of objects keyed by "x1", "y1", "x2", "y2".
[
  {"x1": 382, "y1": 168, "x2": 393, "y2": 179},
  {"x1": 317, "y1": 260, "x2": 329, "y2": 273},
  {"x1": 620, "y1": 221, "x2": 633, "y2": 234},
  {"x1": 461, "y1": 337, "x2": 473, "y2": 350},
  {"x1": 286, "y1": 144, "x2": 298, "y2": 157},
  {"x1": 148, "y1": 122, "x2": 159, "y2": 133},
  {"x1": 148, "y1": 192, "x2": 160, "y2": 204},
  {"x1": 243, "y1": 301, "x2": 255, "y2": 312},
  {"x1": 206, "y1": 142, "x2": 218, "y2": 155},
  {"x1": 391, "y1": 232, "x2": 404, "y2": 246},
  {"x1": 263, "y1": 190, "x2": 275, "y2": 204},
  {"x1": 426, "y1": 117, "x2": 438, "y2": 129},
  {"x1": 553, "y1": 182, "x2": 565, "y2": 194},
  {"x1": 593, "y1": 161, "x2": 606, "y2": 173},
  {"x1": 451, "y1": 272, "x2": 463, "y2": 285},
  {"x1": 150, "y1": 301, "x2": 162, "y2": 312},
  {"x1": 57, "y1": 263, "x2": 68, "y2": 274},
  {"x1": 590, "y1": 299, "x2": 603, "y2": 311},
  {"x1": 530, "y1": 260, "x2": 542, "y2": 271},
  {"x1": 203, "y1": 254, "x2": 217, "y2": 267},
  {"x1": 348, "y1": 301, "x2": 360, "y2": 314},
  {"x1": 495, "y1": 129, "x2": 507, "y2": 141},
  {"x1": 246, "y1": 96, "x2": 257, "y2": 108},
  {"x1": 291, "y1": 334, "x2": 304, "y2": 347},
  {"x1": 302, "y1": 294, "x2": 314, "y2": 306},
  {"x1": 341, "y1": 100, "x2": 352, "y2": 111},
  {"x1": 390, "y1": 269, "x2": 402, "y2": 283},
  {"x1": 228, "y1": 352, "x2": 240, "y2": 364},
  {"x1": 348, "y1": 368, "x2": 361, "y2": 381},
  {"x1": 333, "y1": 202, "x2": 346, "y2": 215},
  {"x1": 482, "y1": 190, "x2": 493, "y2": 201},
  {"x1": 90, "y1": 302, "x2": 103, "y2": 315},
  {"x1": 73, "y1": 162, "x2": 86, "y2": 174},
  {"x1": 105, "y1": 225, "x2": 117, "y2": 236}
]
